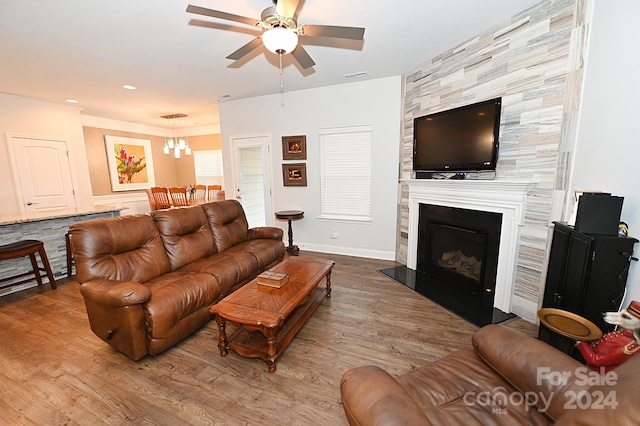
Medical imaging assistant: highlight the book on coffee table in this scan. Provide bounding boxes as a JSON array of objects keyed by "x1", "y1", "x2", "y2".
[{"x1": 257, "y1": 271, "x2": 290, "y2": 288}]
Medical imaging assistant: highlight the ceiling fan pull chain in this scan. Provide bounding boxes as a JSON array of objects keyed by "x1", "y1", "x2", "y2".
[{"x1": 279, "y1": 51, "x2": 285, "y2": 89}]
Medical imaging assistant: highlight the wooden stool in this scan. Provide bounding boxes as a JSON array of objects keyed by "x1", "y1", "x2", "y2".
[
  {"x1": 0, "y1": 240, "x2": 57, "y2": 290},
  {"x1": 65, "y1": 232, "x2": 74, "y2": 278}
]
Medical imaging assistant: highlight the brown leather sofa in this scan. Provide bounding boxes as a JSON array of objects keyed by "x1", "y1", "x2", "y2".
[
  {"x1": 69, "y1": 200, "x2": 285, "y2": 361},
  {"x1": 340, "y1": 324, "x2": 640, "y2": 425}
]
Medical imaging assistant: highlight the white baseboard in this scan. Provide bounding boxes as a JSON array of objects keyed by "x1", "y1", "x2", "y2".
[{"x1": 299, "y1": 242, "x2": 396, "y2": 261}]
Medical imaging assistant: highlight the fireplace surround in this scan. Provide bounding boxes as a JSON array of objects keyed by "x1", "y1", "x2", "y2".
[{"x1": 391, "y1": 179, "x2": 534, "y2": 325}]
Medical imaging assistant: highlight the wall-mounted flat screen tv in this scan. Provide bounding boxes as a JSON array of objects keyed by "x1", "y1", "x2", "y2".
[{"x1": 413, "y1": 97, "x2": 502, "y2": 174}]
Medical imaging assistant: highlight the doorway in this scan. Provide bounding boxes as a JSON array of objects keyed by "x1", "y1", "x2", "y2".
[
  {"x1": 7, "y1": 135, "x2": 77, "y2": 213},
  {"x1": 231, "y1": 135, "x2": 272, "y2": 228}
]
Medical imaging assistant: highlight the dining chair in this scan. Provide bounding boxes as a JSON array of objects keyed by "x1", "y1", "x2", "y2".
[
  {"x1": 207, "y1": 185, "x2": 222, "y2": 202},
  {"x1": 145, "y1": 188, "x2": 158, "y2": 212},
  {"x1": 169, "y1": 187, "x2": 190, "y2": 206},
  {"x1": 151, "y1": 187, "x2": 172, "y2": 209},
  {"x1": 192, "y1": 184, "x2": 207, "y2": 204}
]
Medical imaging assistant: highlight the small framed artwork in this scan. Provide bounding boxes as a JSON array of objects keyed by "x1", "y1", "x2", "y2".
[
  {"x1": 104, "y1": 135, "x2": 156, "y2": 191},
  {"x1": 282, "y1": 135, "x2": 307, "y2": 160},
  {"x1": 282, "y1": 163, "x2": 307, "y2": 187}
]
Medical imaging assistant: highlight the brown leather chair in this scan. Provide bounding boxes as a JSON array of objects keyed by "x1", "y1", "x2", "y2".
[
  {"x1": 169, "y1": 187, "x2": 189, "y2": 206},
  {"x1": 151, "y1": 187, "x2": 171, "y2": 209},
  {"x1": 340, "y1": 324, "x2": 640, "y2": 425}
]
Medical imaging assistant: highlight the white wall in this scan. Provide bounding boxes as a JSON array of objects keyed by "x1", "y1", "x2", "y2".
[
  {"x1": 219, "y1": 76, "x2": 402, "y2": 260},
  {"x1": 571, "y1": 0, "x2": 640, "y2": 308},
  {"x1": 0, "y1": 93, "x2": 94, "y2": 214}
]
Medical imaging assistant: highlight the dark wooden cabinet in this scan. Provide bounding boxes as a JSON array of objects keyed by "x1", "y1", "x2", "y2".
[{"x1": 538, "y1": 222, "x2": 638, "y2": 361}]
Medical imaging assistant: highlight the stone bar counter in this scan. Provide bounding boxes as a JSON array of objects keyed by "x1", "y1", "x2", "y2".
[{"x1": 0, "y1": 206, "x2": 124, "y2": 295}]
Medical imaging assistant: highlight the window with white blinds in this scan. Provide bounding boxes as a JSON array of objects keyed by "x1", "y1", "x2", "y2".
[
  {"x1": 319, "y1": 126, "x2": 372, "y2": 221},
  {"x1": 194, "y1": 150, "x2": 224, "y2": 186}
]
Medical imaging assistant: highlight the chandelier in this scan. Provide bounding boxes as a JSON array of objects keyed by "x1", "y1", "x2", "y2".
[{"x1": 161, "y1": 113, "x2": 191, "y2": 158}]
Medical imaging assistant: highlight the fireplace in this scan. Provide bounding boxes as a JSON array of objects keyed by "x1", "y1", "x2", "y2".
[
  {"x1": 381, "y1": 179, "x2": 534, "y2": 325},
  {"x1": 415, "y1": 204, "x2": 502, "y2": 325}
]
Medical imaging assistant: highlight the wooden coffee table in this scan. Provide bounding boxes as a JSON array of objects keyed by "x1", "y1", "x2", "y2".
[{"x1": 210, "y1": 256, "x2": 334, "y2": 372}]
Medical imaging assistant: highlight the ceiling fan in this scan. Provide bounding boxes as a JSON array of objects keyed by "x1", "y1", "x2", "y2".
[{"x1": 186, "y1": 0, "x2": 365, "y2": 70}]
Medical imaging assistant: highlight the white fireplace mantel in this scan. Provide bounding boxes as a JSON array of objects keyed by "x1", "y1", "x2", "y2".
[{"x1": 402, "y1": 179, "x2": 534, "y2": 313}]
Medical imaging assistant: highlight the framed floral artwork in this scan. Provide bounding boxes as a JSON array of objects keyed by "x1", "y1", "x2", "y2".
[
  {"x1": 282, "y1": 135, "x2": 307, "y2": 160},
  {"x1": 282, "y1": 163, "x2": 307, "y2": 186},
  {"x1": 104, "y1": 135, "x2": 156, "y2": 191}
]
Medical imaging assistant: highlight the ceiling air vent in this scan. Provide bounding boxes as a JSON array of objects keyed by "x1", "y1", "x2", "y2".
[{"x1": 343, "y1": 71, "x2": 368, "y2": 80}]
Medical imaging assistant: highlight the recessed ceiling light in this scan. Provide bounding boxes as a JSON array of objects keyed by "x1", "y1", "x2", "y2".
[
  {"x1": 122, "y1": 84, "x2": 136, "y2": 90},
  {"x1": 65, "y1": 99, "x2": 78, "y2": 103}
]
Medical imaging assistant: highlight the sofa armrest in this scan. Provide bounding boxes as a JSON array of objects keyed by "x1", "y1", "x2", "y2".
[
  {"x1": 79, "y1": 279, "x2": 151, "y2": 361},
  {"x1": 248, "y1": 226, "x2": 284, "y2": 240},
  {"x1": 340, "y1": 365, "x2": 431, "y2": 426},
  {"x1": 79, "y1": 279, "x2": 152, "y2": 308},
  {"x1": 473, "y1": 324, "x2": 585, "y2": 421}
]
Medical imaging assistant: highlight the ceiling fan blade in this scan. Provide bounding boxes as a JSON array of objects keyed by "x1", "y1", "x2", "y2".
[
  {"x1": 291, "y1": 44, "x2": 316, "y2": 69},
  {"x1": 275, "y1": 0, "x2": 300, "y2": 20},
  {"x1": 186, "y1": 4, "x2": 258, "y2": 27},
  {"x1": 189, "y1": 19, "x2": 261, "y2": 36},
  {"x1": 300, "y1": 24, "x2": 365, "y2": 40},
  {"x1": 226, "y1": 37, "x2": 263, "y2": 61}
]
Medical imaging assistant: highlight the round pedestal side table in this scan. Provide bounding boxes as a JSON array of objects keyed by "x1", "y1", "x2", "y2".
[{"x1": 275, "y1": 210, "x2": 304, "y2": 256}]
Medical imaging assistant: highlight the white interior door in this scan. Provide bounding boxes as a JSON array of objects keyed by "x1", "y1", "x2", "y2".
[
  {"x1": 231, "y1": 136, "x2": 272, "y2": 228},
  {"x1": 8, "y1": 136, "x2": 77, "y2": 213}
]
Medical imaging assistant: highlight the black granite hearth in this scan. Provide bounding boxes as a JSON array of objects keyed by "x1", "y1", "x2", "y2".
[{"x1": 380, "y1": 265, "x2": 515, "y2": 327}]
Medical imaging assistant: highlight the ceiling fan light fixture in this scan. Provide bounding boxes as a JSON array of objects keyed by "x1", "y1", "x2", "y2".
[{"x1": 262, "y1": 27, "x2": 298, "y2": 55}]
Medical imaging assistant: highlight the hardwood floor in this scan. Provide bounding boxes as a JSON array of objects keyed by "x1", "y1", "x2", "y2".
[{"x1": 0, "y1": 251, "x2": 537, "y2": 425}]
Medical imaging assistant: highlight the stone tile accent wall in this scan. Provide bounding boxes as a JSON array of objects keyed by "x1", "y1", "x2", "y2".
[
  {"x1": 397, "y1": 0, "x2": 589, "y2": 321},
  {"x1": 0, "y1": 211, "x2": 120, "y2": 295}
]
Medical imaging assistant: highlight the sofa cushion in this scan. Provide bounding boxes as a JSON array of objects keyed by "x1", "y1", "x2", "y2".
[
  {"x1": 201, "y1": 200, "x2": 249, "y2": 252},
  {"x1": 143, "y1": 271, "x2": 221, "y2": 355},
  {"x1": 69, "y1": 214, "x2": 171, "y2": 283},
  {"x1": 555, "y1": 352, "x2": 640, "y2": 425},
  {"x1": 341, "y1": 365, "x2": 430, "y2": 426},
  {"x1": 396, "y1": 347, "x2": 551, "y2": 425},
  {"x1": 223, "y1": 240, "x2": 286, "y2": 270},
  {"x1": 473, "y1": 324, "x2": 587, "y2": 422},
  {"x1": 152, "y1": 206, "x2": 216, "y2": 270},
  {"x1": 179, "y1": 251, "x2": 259, "y2": 296}
]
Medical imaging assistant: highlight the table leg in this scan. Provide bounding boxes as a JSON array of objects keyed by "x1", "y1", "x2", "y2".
[
  {"x1": 286, "y1": 219, "x2": 300, "y2": 256},
  {"x1": 216, "y1": 315, "x2": 228, "y2": 357},
  {"x1": 287, "y1": 219, "x2": 294, "y2": 247},
  {"x1": 326, "y1": 270, "x2": 332, "y2": 298},
  {"x1": 265, "y1": 327, "x2": 278, "y2": 373}
]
